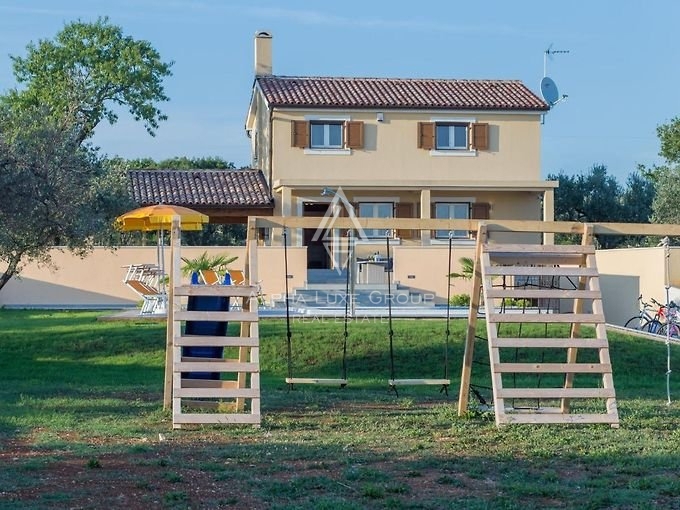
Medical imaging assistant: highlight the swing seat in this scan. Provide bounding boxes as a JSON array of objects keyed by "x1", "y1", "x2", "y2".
[
  {"x1": 285, "y1": 377, "x2": 348, "y2": 386},
  {"x1": 388, "y1": 378, "x2": 450, "y2": 386}
]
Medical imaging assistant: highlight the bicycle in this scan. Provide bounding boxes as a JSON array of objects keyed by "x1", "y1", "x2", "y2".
[
  {"x1": 658, "y1": 301, "x2": 680, "y2": 338},
  {"x1": 624, "y1": 296, "x2": 668, "y2": 334}
]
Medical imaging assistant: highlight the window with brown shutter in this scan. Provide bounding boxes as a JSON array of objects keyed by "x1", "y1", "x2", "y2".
[
  {"x1": 418, "y1": 122, "x2": 435, "y2": 150},
  {"x1": 395, "y1": 202, "x2": 414, "y2": 239},
  {"x1": 433, "y1": 202, "x2": 471, "y2": 239},
  {"x1": 291, "y1": 120, "x2": 308, "y2": 148},
  {"x1": 471, "y1": 202, "x2": 490, "y2": 220},
  {"x1": 346, "y1": 121, "x2": 364, "y2": 149},
  {"x1": 470, "y1": 123, "x2": 489, "y2": 151}
]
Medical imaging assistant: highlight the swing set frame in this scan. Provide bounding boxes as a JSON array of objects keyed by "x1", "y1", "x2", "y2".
[{"x1": 245, "y1": 216, "x2": 680, "y2": 415}]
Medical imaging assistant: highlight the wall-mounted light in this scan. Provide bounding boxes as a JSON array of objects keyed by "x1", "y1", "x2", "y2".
[{"x1": 376, "y1": 112, "x2": 384, "y2": 122}]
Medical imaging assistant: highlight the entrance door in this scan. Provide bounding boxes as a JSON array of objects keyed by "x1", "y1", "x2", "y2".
[{"x1": 303, "y1": 203, "x2": 331, "y2": 269}]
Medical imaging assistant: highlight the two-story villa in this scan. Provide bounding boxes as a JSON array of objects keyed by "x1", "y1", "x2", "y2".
[{"x1": 246, "y1": 32, "x2": 557, "y2": 273}]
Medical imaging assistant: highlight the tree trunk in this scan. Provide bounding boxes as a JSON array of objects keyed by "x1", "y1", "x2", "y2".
[{"x1": 0, "y1": 255, "x2": 22, "y2": 292}]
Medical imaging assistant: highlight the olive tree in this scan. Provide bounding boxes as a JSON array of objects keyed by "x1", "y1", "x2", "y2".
[
  {"x1": 0, "y1": 108, "x2": 132, "y2": 291},
  {"x1": 4, "y1": 17, "x2": 173, "y2": 143},
  {"x1": 0, "y1": 18, "x2": 172, "y2": 291}
]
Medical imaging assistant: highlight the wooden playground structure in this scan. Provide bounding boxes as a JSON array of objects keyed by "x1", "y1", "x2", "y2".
[
  {"x1": 164, "y1": 218, "x2": 261, "y2": 428},
  {"x1": 164, "y1": 215, "x2": 680, "y2": 428}
]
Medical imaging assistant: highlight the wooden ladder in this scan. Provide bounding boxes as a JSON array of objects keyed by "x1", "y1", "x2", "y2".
[
  {"x1": 164, "y1": 217, "x2": 261, "y2": 428},
  {"x1": 170, "y1": 284, "x2": 261, "y2": 428},
  {"x1": 459, "y1": 224, "x2": 620, "y2": 427}
]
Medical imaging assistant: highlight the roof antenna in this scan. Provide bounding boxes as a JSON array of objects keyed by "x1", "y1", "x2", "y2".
[{"x1": 540, "y1": 44, "x2": 569, "y2": 109}]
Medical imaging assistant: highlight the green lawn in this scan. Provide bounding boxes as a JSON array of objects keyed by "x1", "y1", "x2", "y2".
[{"x1": 1, "y1": 309, "x2": 679, "y2": 509}]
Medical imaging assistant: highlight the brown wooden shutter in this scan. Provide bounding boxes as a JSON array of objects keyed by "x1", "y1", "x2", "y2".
[
  {"x1": 346, "y1": 121, "x2": 364, "y2": 149},
  {"x1": 418, "y1": 122, "x2": 435, "y2": 150},
  {"x1": 471, "y1": 202, "x2": 490, "y2": 219},
  {"x1": 291, "y1": 120, "x2": 308, "y2": 148},
  {"x1": 396, "y1": 202, "x2": 414, "y2": 239},
  {"x1": 470, "y1": 123, "x2": 489, "y2": 150}
]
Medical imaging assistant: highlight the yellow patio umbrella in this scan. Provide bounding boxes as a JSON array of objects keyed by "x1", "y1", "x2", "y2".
[
  {"x1": 117, "y1": 204, "x2": 210, "y2": 411},
  {"x1": 116, "y1": 204, "x2": 209, "y2": 232}
]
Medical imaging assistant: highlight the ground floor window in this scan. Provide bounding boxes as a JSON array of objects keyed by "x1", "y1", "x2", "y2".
[
  {"x1": 359, "y1": 202, "x2": 394, "y2": 238},
  {"x1": 434, "y1": 202, "x2": 469, "y2": 239}
]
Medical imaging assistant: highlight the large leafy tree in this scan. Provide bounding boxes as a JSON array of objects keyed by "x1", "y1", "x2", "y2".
[
  {"x1": 0, "y1": 18, "x2": 172, "y2": 291},
  {"x1": 4, "y1": 17, "x2": 173, "y2": 143},
  {"x1": 548, "y1": 165, "x2": 654, "y2": 248},
  {"x1": 124, "y1": 156, "x2": 236, "y2": 170},
  {"x1": 650, "y1": 117, "x2": 680, "y2": 225},
  {"x1": 0, "y1": 108, "x2": 132, "y2": 291}
]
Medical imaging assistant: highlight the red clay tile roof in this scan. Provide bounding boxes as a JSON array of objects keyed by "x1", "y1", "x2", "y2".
[
  {"x1": 257, "y1": 76, "x2": 548, "y2": 111},
  {"x1": 128, "y1": 169, "x2": 273, "y2": 208}
]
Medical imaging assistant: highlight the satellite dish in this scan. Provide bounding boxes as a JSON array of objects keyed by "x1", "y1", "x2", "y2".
[{"x1": 540, "y1": 76, "x2": 559, "y2": 106}]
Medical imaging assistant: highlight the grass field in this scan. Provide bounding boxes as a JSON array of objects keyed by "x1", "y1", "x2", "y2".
[{"x1": 1, "y1": 309, "x2": 680, "y2": 509}]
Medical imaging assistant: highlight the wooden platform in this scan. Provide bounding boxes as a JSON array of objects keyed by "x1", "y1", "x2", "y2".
[{"x1": 458, "y1": 224, "x2": 620, "y2": 427}]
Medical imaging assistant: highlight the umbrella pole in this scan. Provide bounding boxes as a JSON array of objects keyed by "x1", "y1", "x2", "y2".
[{"x1": 160, "y1": 229, "x2": 167, "y2": 311}]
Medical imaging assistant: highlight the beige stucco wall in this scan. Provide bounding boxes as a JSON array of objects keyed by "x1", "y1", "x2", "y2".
[
  {"x1": 595, "y1": 247, "x2": 680, "y2": 325},
  {"x1": 270, "y1": 109, "x2": 542, "y2": 185},
  {"x1": 5, "y1": 245, "x2": 676, "y2": 318},
  {"x1": 0, "y1": 246, "x2": 306, "y2": 309},
  {"x1": 392, "y1": 245, "x2": 475, "y2": 303},
  {"x1": 282, "y1": 189, "x2": 543, "y2": 249}
]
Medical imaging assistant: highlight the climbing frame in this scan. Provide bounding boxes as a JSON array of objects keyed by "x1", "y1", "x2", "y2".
[
  {"x1": 458, "y1": 223, "x2": 620, "y2": 427},
  {"x1": 171, "y1": 284, "x2": 260, "y2": 428},
  {"x1": 165, "y1": 217, "x2": 261, "y2": 428}
]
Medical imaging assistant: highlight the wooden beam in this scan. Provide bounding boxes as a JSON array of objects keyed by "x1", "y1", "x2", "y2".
[
  {"x1": 562, "y1": 224, "x2": 593, "y2": 413},
  {"x1": 458, "y1": 223, "x2": 487, "y2": 416},
  {"x1": 174, "y1": 285, "x2": 259, "y2": 297},
  {"x1": 174, "y1": 310, "x2": 258, "y2": 322},
  {"x1": 490, "y1": 338, "x2": 609, "y2": 348},
  {"x1": 174, "y1": 335, "x2": 259, "y2": 347},
  {"x1": 494, "y1": 362, "x2": 611, "y2": 373},
  {"x1": 498, "y1": 388, "x2": 616, "y2": 399},
  {"x1": 173, "y1": 413, "x2": 260, "y2": 426},
  {"x1": 251, "y1": 215, "x2": 680, "y2": 237},
  {"x1": 485, "y1": 289, "x2": 601, "y2": 300},
  {"x1": 487, "y1": 313, "x2": 605, "y2": 324},
  {"x1": 498, "y1": 413, "x2": 618, "y2": 425}
]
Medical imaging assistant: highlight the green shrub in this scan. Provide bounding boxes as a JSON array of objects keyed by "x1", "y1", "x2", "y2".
[
  {"x1": 502, "y1": 298, "x2": 533, "y2": 308},
  {"x1": 449, "y1": 294, "x2": 470, "y2": 306}
]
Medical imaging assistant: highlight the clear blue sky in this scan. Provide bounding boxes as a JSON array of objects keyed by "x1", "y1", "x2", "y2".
[{"x1": 1, "y1": 0, "x2": 678, "y2": 182}]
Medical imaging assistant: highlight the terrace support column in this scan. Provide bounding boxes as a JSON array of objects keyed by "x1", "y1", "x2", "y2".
[
  {"x1": 275, "y1": 186, "x2": 294, "y2": 246},
  {"x1": 420, "y1": 189, "x2": 431, "y2": 246},
  {"x1": 543, "y1": 189, "x2": 555, "y2": 245}
]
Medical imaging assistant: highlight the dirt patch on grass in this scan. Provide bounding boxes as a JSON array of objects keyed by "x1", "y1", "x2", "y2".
[{"x1": 0, "y1": 435, "x2": 519, "y2": 509}]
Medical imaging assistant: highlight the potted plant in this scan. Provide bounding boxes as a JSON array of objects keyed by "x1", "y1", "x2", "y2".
[{"x1": 180, "y1": 251, "x2": 238, "y2": 284}]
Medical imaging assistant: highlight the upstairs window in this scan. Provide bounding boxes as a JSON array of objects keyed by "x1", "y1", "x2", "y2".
[
  {"x1": 436, "y1": 123, "x2": 468, "y2": 150},
  {"x1": 291, "y1": 120, "x2": 364, "y2": 150},
  {"x1": 418, "y1": 122, "x2": 488, "y2": 151},
  {"x1": 311, "y1": 121, "x2": 343, "y2": 148}
]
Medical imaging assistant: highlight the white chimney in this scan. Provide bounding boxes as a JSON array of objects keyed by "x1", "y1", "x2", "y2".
[{"x1": 254, "y1": 31, "x2": 272, "y2": 76}]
